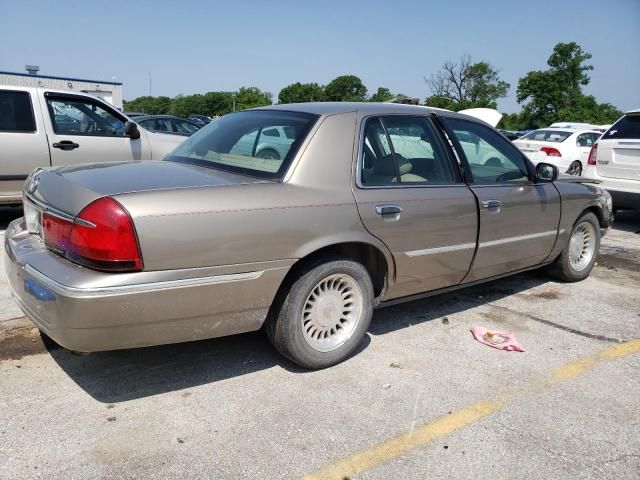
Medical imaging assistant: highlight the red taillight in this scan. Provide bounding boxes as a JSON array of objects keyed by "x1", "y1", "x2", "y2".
[
  {"x1": 540, "y1": 146, "x2": 562, "y2": 157},
  {"x1": 42, "y1": 213, "x2": 73, "y2": 253},
  {"x1": 42, "y1": 197, "x2": 143, "y2": 272},
  {"x1": 587, "y1": 143, "x2": 598, "y2": 165}
]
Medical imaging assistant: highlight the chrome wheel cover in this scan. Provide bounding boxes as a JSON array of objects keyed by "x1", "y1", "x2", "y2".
[
  {"x1": 301, "y1": 273, "x2": 364, "y2": 352},
  {"x1": 568, "y1": 221, "x2": 596, "y2": 272}
]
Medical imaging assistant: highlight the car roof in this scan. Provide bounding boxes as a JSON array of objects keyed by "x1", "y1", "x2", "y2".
[
  {"x1": 526, "y1": 128, "x2": 599, "y2": 134},
  {"x1": 135, "y1": 115, "x2": 186, "y2": 121},
  {"x1": 253, "y1": 102, "x2": 466, "y2": 119}
]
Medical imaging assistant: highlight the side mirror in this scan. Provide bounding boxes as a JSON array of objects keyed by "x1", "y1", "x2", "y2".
[
  {"x1": 536, "y1": 162, "x2": 558, "y2": 182},
  {"x1": 124, "y1": 121, "x2": 140, "y2": 139}
]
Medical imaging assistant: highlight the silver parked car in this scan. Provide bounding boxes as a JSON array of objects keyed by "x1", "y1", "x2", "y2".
[{"x1": 5, "y1": 103, "x2": 613, "y2": 369}]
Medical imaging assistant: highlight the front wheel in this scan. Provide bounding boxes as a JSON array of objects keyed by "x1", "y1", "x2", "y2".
[
  {"x1": 546, "y1": 212, "x2": 600, "y2": 282},
  {"x1": 266, "y1": 256, "x2": 374, "y2": 369}
]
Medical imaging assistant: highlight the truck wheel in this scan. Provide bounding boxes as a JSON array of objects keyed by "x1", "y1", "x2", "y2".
[
  {"x1": 266, "y1": 256, "x2": 373, "y2": 369},
  {"x1": 547, "y1": 212, "x2": 600, "y2": 282}
]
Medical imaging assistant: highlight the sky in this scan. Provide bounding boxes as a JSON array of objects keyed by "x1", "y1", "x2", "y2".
[{"x1": 1, "y1": 0, "x2": 638, "y2": 113}]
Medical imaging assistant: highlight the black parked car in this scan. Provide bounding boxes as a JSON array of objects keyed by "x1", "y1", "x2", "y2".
[{"x1": 135, "y1": 115, "x2": 202, "y2": 136}]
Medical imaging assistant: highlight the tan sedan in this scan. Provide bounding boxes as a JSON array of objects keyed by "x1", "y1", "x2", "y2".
[{"x1": 5, "y1": 103, "x2": 613, "y2": 369}]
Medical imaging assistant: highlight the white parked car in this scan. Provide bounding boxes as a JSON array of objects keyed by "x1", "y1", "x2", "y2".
[
  {"x1": 513, "y1": 128, "x2": 601, "y2": 176},
  {"x1": 583, "y1": 110, "x2": 640, "y2": 211},
  {"x1": 0, "y1": 86, "x2": 185, "y2": 204},
  {"x1": 231, "y1": 125, "x2": 295, "y2": 160}
]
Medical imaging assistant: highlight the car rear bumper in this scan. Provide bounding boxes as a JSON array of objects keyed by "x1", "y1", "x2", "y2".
[
  {"x1": 5, "y1": 218, "x2": 289, "y2": 352},
  {"x1": 583, "y1": 169, "x2": 640, "y2": 210}
]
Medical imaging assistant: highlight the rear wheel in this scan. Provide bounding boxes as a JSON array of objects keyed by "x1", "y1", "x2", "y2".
[
  {"x1": 256, "y1": 148, "x2": 279, "y2": 160},
  {"x1": 567, "y1": 161, "x2": 582, "y2": 176},
  {"x1": 547, "y1": 212, "x2": 600, "y2": 282},
  {"x1": 266, "y1": 256, "x2": 373, "y2": 369}
]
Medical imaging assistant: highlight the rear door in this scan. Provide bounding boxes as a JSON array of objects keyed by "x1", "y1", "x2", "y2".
[
  {"x1": 0, "y1": 88, "x2": 50, "y2": 201},
  {"x1": 597, "y1": 114, "x2": 640, "y2": 180},
  {"x1": 352, "y1": 115, "x2": 478, "y2": 299},
  {"x1": 442, "y1": 117, "x2": 561, "y2": 282},
  {"x1": 42, "y1": 91, "x2": 151, "y2": 165}
]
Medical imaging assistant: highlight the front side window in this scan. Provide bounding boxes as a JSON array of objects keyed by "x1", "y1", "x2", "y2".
[
  {"x1": 447, "y1": 118, "x2": 530, "y2": 184},
  {"x1": 0, "y1": 91, "x2": 36, "y2": 132},
  {"x1": 167, "y1": 110, "x2": 318, "y2": 180},
  {"x1": 46, "y1": 96, "x2": 125, "y2": 136},
  {"x1": 173, "y1": 119, "x2": 199, "y2": 134}
]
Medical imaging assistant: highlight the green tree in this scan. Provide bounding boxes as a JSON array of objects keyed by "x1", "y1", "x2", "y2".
[
  {"x1": 368, "y1": 87, "x2": 395, "y2": 102},
  {"x1": 278, "y1": 82, "x2": 324, "y2": 103},
  {"x1": 424, "y1": 55, "x2": 509, "y2": 111},
  {"x1": 324, "y1": 75, "x2": 368, "y2": 101},
  {"x1": 204, "y1": 91, "x2": 234, "y2": 116},
  {"x1": 170, "y1": 94, "x2": 207, "y2": 117},
  {"x1": 516, "y1": 42, "x2": 620, "y2": 127},
  {"x1": 123, "y1": 95, "x2": 172, "y2": 114},
  {"x1": 235, "y1": 87, "x2": 272, "y2": 110}
]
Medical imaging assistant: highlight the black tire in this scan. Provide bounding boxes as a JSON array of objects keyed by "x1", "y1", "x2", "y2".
[
  {"x1": 567, "y1": 161, "x2": 582, "y2": 176},
  {"x1": 546, "y1": 212, "x2": 600, "y2": 282},
  {"x1": 256, "y1": 148, "x2": 280, "y2": 160},
  {"x1": 266, "y1": 256, "x2": 374, "y2": 369}
]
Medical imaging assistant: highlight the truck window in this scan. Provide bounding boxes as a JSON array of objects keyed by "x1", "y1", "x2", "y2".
[
  {"x1": 45, "y1": 96, "x2": 126, "y2": 137},
  {"x1": 0, "y1": 91, "x2": 36, "y2": 132}
]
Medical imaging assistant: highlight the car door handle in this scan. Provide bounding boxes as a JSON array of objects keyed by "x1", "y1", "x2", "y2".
[
  {"x1": 52, "y1": 141, "x2": 80, "y2": 150},
  {"x1": 375, "y1": 204, "x2": 402, "y2": 217},
  {"x1": 481, "y1": 200, "x2": 502, "y2": 209}
]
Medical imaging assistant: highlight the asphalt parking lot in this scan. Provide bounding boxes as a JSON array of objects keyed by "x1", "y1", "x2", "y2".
[{"x1": 0, "y1": 208, "x2": 638, "y2": 480}]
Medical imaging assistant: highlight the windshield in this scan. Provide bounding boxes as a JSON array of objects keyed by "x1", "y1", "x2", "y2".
[
  {"x1": 604, "y1": 114, "x2": 640, "y2": 139},
  {"x1": 167, "y1": 110, "x2": 318, "y2": 180},
  {"x1": 520, "y1": 129, "x2": 572, "y2": 143}
]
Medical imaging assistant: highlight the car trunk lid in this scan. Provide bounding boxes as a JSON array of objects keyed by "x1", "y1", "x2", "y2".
[{"x1": 26, "y1": 160, "x2": 268, "y2": 217}]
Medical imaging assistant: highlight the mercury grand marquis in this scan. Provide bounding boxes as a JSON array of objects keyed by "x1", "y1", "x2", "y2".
[{"x1": 5, "y1": 103, "x2": 613, "y2": 369}]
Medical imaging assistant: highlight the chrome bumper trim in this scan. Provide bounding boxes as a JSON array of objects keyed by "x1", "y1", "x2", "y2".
[{"x1": 23, "y1": 264, "x2": 264, "y2": 298}]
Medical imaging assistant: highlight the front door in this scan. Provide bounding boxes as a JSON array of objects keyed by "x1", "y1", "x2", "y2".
[
  {"x1": 352, "y1": 115, "x2": 478, "y2": 299},
  {"x1": 41, "y1": 92, "x2": 150, "y2": 166},
  {"x1": 442, "y1": 117, "x2": 561, "y2": 282}
]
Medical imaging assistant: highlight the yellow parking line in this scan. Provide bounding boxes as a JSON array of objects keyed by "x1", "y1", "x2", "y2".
[{"x1": 301, "y1": 339, "x2": 640, "y2": 480}]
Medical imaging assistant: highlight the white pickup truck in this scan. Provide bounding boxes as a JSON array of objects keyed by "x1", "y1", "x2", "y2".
[{"x1": 0, "y1": 86, "x2": 185, "y2": 204}]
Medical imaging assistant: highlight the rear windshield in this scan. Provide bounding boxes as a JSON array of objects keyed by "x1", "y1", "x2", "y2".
[
  {"x1": 167, "y1": 110, "x2": 318, "y2": 180},
  {"x1": 520, "y1": 129, "x2": 572, "y2": 143},
  {"x1": 603, "y1": 114, "x2": 640, "y2": 140}
]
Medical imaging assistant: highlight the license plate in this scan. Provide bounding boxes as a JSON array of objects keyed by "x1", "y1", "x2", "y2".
[{"x1": 23, "y1": 200, "x2": 42, "y2": 235}]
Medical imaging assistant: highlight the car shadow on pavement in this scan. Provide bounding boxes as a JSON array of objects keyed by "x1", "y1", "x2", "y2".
[
  {"x1": 0, "y1": 206, "x2": 23, "y2": 230},
  {"x1": 369, "y1": 271, "x2": 548, "y2": 336},
  {"x1": 48, "y1": 272, "x2": 545, "y2": 404},
  {"x1": 48, "y1": 329, "x2": 372, "y2": 404},
  {"x1": 611, "y1": 209, "x2": 640, "y2": 233}
]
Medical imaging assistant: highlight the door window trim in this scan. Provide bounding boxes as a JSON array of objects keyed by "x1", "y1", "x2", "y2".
[
  {"x1": 44, "y1": 91, "x2": 128, "y2": 138},
  {"x1": 439, "y1": 116, "x2": 536, "y2": 185},
  {"x1": 355, "y1": 114, "x2": 465, "y2": 190}
]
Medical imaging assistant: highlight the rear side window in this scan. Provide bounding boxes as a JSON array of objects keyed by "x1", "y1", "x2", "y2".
[
  {"x1": 167, "y1": 110, "x2": 318, "y2": 180},
  {"x1": 521, "y1": 129, "x2": 572, "y2": 143},
  {"x1": 604, "y1": 115, "x2": 640, "y2": 139},
  {"x1": 0, "y1": 91, "x2": 36, "y2": 132}
]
